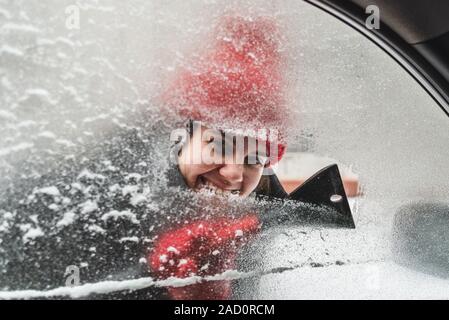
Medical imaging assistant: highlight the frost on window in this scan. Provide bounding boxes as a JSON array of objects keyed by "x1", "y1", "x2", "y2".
[
  {"x1": 0, "y1": 0, "x2": 311, "y2": 299},
  {"x1": 236, "y1": 1, "x2": 449, "y2": 299},
  {"x1": 1, "y1": 0, "x2": 449, "y2": 300}
]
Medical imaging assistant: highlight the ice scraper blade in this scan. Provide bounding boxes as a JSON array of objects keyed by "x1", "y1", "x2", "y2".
[{"x1": 288, "y1": 164, "x2": 355, "y2": 228}]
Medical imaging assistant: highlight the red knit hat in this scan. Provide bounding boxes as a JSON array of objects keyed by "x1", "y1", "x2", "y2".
[{"x1": 163, "y1": 15, "x2": 289, "y2": 164}]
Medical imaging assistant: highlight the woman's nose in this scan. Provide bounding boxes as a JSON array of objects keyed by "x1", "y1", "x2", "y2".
[{"x1": 218, "y1": 164, "x2": 244, "y2": 184}]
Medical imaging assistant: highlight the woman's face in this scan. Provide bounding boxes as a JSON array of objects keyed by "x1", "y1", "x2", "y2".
[{"x1": 178, "y1": 125, "x2": 266, "y2": 198}]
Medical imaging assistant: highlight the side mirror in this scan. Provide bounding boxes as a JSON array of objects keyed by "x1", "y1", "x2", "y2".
[{"x1": 392, "y1": 202, "x2": 449, "y2": 278}]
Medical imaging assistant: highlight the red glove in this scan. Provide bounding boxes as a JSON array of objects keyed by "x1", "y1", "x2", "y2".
[{"x1": 149, "y1": 214, "x2": 260, "y2": 300}]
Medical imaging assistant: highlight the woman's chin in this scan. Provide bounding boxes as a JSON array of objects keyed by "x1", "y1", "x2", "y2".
[{"x1": 195, "y1": 176, "x2": 240, "y2": 198}]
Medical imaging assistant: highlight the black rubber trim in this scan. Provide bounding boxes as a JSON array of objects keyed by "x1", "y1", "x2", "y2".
[{"x1": 414, "y1": 31, "x2": 449, "y2": 84}]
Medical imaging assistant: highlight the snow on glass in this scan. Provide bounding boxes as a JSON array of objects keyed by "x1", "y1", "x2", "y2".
[
  {"x1": 1, "y1": 0, "x2": 449, "y2": 299},
  {"x1": 0, "y1": 0, "x2": 303, "y2": 297}
]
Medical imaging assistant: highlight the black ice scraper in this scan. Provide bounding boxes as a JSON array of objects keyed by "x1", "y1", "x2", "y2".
[{"x1": 258, "y1": 164, "x2": 356, "y2": 229}]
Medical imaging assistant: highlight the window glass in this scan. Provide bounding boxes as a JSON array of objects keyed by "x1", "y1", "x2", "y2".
[
  {"x1": 1, "y1": 0, "x2": 449, "y2": 299},
  {"x1": 248, "y1": 2, "x2": 449, "y2": 299}
]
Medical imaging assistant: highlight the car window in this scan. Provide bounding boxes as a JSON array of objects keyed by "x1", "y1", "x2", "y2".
[
  {"x1": 1, "y1": 0, "x2": 449, "y2": 300},
  {"x1": 244, "y1": 1, "x2": 449, "y2": 299}
]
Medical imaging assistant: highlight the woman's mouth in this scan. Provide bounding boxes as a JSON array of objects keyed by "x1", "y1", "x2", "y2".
[{"x1": 196, "y1": 176, "x2": 241, "y2": 197}]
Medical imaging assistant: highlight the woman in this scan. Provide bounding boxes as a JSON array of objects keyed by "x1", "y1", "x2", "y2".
[{"x1": 149, "y1": 15, "x2": 291, "y2": 299}]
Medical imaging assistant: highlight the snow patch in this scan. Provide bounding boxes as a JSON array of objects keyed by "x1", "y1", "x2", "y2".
[
  {"x1": 48, "y1": 204, "x2": 59, "y2": 211},
  {"x1": 57, "y1": 212, "x2": 76, "y2": 227},
  {"x1": 122, "y1": 185, "x2": 139, "y2": 196},
  {"x1": 167, "y1": 246, "x2": 180, "y2": 254},
  {"x1": 77, "y1": 169, "x2": 106, "y2": 182},
  {"x1": 0, "y1": 45, "x2": 24, "y2": 57},
  {"x1": 35, "y1": 186, "x2": 60, "y2": 197},
  {"x1": 130, "y1": 193, "x2": 148, "y2": 207},
  {"x1": 87, "y1": 225, "x2": 106, "y2": 234},
  {"x1": 0, "y1": 110, "x2": 17, "y2": 121},
  {"x1": 56, "y1": 139, "x2": 76, "y2": 148},
  {"x1": 0, "y1": 142, "x2": 34, "y2": 157},
  {"x1": 80, "y1": 200, "x2": 98, "y2": 214},
  {"x1": 0, "y1": 8, "x2": 12, "y2": 19},
  {"x1": 37, "y1": 131, "x2": 57, "y2": 139},
  {"x1": 0, "y1": 269, "x2": 252, "y2": 299},
  {"x1": 23, "y1": 227, "x2": 44, "y2": 243},
  {"x1": 119, "y1": 236, "x2": 139, "y2": 243},
  {"x1": 101, "y1": 210, "x2": 139, "y2": 224},
  {"x1": 1, "y1": 22, "x2": 41, "y2": 33}
]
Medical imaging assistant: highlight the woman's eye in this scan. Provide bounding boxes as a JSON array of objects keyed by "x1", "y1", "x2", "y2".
[{"x1": 245, "y1": 155, "x2": 267, "y2": 166}]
